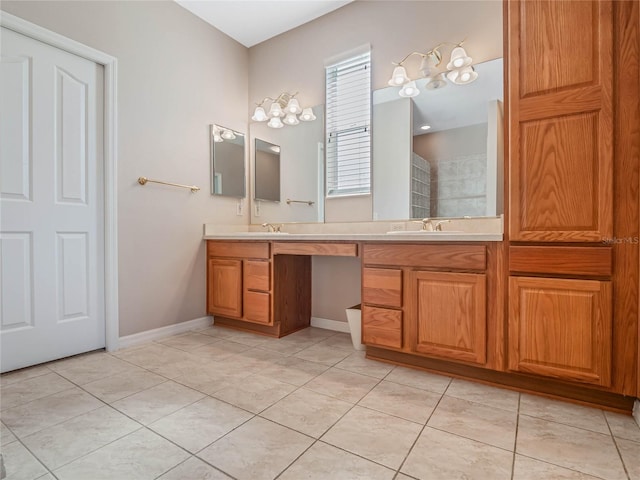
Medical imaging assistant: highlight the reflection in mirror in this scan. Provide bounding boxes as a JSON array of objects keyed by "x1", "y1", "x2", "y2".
[
  {"x1": 254, "y1": 138, "x2": 281, "y2": 202},
  {"x1": 373, "y1": 58, "x2": 504, "y2": 220},
  {"x1": 250, "y1": 105, "x2": 324, "y2": 224},
  {"x1": 211, "y1": 124, "x2": 245, "y2": 197}
]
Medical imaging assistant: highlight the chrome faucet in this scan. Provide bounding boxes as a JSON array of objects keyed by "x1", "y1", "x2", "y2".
[
  {"x1": 412, "y1": 218, "x2": 451, "y2": 231},
  {"x1": 433, "y1": 220, "x2": 451, "y2": 231},
  {"x1": 261, "y1": 223, "x2": 282, "y2": 233}
]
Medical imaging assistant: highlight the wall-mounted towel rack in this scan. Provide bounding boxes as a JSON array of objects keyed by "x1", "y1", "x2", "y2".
[
  {"x1": 138, "y1": 177, "x2": 200, "y2": 193},
  {"x1": 286, "y1": 198, "x2": 315, "y2": 206}
]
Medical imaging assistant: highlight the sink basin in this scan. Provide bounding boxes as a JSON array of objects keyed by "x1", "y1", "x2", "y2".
[{"x1": 386, "y1": 230, "x2": 464, "y2": 235}]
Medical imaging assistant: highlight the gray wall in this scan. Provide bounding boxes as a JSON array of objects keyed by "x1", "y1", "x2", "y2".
[{"x1": 1, "y1": 1, "x2": 249, "y2": 336}]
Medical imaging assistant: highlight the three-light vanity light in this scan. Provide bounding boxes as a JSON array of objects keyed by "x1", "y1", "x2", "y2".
[
  {"x1": 388, "y1": 41, "x2": 478, "y2": 97},
  {"x1": 251, "y1": 92, "x2": 316, "y2": 129}
]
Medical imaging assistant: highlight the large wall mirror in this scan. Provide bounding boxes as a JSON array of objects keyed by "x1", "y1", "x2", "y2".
[{"x1": 210, "y1": 124, "x2": 245, "y2": 197}]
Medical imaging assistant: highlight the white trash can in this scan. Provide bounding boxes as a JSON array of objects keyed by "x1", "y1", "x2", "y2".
[{"x1": 345, "y1": 304, "x2": 365, "y2": 351}]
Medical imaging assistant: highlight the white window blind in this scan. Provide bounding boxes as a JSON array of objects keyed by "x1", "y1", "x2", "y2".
[{"x1": 325, "y1": 50, "x2": 371, "y2": 197}]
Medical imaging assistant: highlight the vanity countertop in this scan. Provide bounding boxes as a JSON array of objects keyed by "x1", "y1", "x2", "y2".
[{"x1": 203, "y1": 232, "x2": 503, "y2": 242}]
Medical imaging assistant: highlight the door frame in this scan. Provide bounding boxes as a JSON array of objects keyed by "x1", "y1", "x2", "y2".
[{"x1": 1, "y1": 11, "x2": 119, "y2": 351}]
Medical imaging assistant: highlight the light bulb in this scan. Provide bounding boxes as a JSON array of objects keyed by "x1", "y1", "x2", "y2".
[
  {"x1": 300, "y1": 107, "x2": 316, "y2": 121},
  {"x1": 269, "y1": 102, "x2": 283, "y2": 117},
  {"x1": 283, "y1": 113, "x2": 299, "y2": 125},
  {"x1": 221, "y1": 129, "x2": 236, "y2": 140}
]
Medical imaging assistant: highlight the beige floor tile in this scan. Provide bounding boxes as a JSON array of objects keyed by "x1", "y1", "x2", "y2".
[
  {"x1": 81, "y1": 369, "x2": 166, "y2": 403},
  {"x1": 257, "y1": 336, "x2": 318, "y2": 355},
  {"x1": 53, "y1": 428, "x2": 189, "y2": 480},
  {"x1": 196, "y1": 326, "x2": 238, "y2": 339},
  {"x1": 1, "y1": 387, "x2": 103, "y2": 438},
  {"x1": 111, "y1": 380, "x2": 204, "y2": 425},
  {"x1": 313, "y1": 333, "x2": 356, "y2": 351},
  {"x1": 1, "y1": 421, "x2": 16, "y2": 446},
  {"x1": 261, "y1": 388, "x2": 352, "y2": 437},
  {"x1": 149, "y1": 396, "x2": 252, "y2": 453},
  {"x1": 0, "y1": 365, "x2": 51, "y2": 387},
  {"x1": 51, "y1": 354, "x2": 139, "y2": 385},
  {"x1": 334, "y1": 351, "x2": 395, "y2": 379},
  {"x1": 359, "y1": 380, "x2": 441, "y2": 424},
  {"x1": 385, "y1": 366, "x2": 451, "y2": 394},
  {"x1": 150, "y1": 358, "x2": 208, "y2": 380},
  {"x1": 279, "y1": 441, "x2": 395, "y2": 480},
  {"x1": 156, "y1": 332, "x2": 220, "y2": 351},
  {"x1": 171, "y1": 364, "x2": 251, "y2": 395},
  {"x1": 304, "y1": 368, "x2": 379, "y2": 403},
  {"x1": 286, "y1": 327, "x2": 338, "y2": 341},
  {"x1": 198, "y1": 417, "x2": 313, "y2": 480},
  {"x1": 520, "y1": 394, "x2": 609, "y2": 434},
  {"x1": 257, "y1": 356, "x2": 329, "y2": 386},
  {"x1": 517, "y1": 415, "x2": 626, "y2": 480},
  {"x1": 428, "y1": 395, "x2": 517, "y2": 450},
  {"x1": 224, "y1": 348, "x2": 286, "y2": 371},
  {"x1": 35, "y1": 474, "x2": 56, "y2": 480},
  {"x1": 158, "y1": 457, "x2": 232, "y2": 479},
  {"x1": 513, "y1": 455, "x2": 604, "y2": 479},
  {"x1": 112, "y1": 344, "x2": 192, "y2": 371},
  {"x1": 293, "y1": 343, "x2": 352, "y2": 366},
  {"x1": 605, "y1": 411, "x2": 640, "y2": 443},
  {"x1": 395, "y1": 475, "x2": 416, "y2": 480},
  {"x1": 1, "y1": 440, "x2": 48, "y2": 480},
  {"x1": 322, "y1": 406, "x2": 422, "y2": 469},
  {"x1": 212, "y1": 374, "x2": 295, "y2": 413},
  {"x1": 445, "y1": 378, "x2": 520, "y2": 412},
  {"x1": 0, "y1": 373, "x2": 75, "y2": 410},
  {"x1": 190, "y1": 340, "x2": 251, "y2": 360},
  {"x1": 618, "y1": 438, "x2": 640, "y2": 480},
  {"x1": 21, "y1": 406, "x2": 140, "y2": 470},
  {"x1": 222, "y1": 330, "x2": 271, "y2": 347},
  {"x1": 401, "y1": 427, "x2": 512, "y2": 480}
]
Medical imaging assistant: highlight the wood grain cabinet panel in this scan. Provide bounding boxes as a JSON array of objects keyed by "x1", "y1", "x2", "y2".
[
  {"x1": 244, "y1": 260, "x2": 270, "y2": 292},
  {"x1": 508, "y1": 276, "x2": 612, "y2": 387},
  {"x1": 412, "y1": 271, "x2": 487, "y2": 365},
  {"x1": 207, "y1": 258, "x2": 242, "y2": 318},
  {"x1": 362, "y1": 268, "x2": 402, "y2": 308},
  {"x1": 362, "y1": 306, "x2": 402, "y2": 349},
  {"x1": 508, "y1": 0, "x2": 613, "y2": 241},
  {"x1": 244, "y1": 291, "x2": 271, "y2": 324}
]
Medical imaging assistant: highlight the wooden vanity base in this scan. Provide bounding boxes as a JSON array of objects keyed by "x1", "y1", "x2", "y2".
[{"x1": 367, "y1": 347, "x2": 635, "y2": 413}]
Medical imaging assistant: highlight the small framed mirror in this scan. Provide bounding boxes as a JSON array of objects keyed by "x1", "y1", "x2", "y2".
[
  {"x1": 210, "y1": 124, "x2": 245, "y2": 197},
  {"x1": 254, "y1": 138, "x2": 281, "y2": 202}
]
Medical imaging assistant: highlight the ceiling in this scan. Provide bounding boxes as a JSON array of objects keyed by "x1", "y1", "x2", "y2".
[{"x1": 175, "y1": 0, "x2": 352, "y2": 48}]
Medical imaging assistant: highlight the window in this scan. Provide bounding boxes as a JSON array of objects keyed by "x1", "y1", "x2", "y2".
[{"x1": 325, "y1": 49, "x2": 371, "y2": 197}]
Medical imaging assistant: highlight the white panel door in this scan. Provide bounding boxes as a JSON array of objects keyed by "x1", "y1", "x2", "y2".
[{"x1": 0, "y1": 27, "x2": 104, "y2": 372}]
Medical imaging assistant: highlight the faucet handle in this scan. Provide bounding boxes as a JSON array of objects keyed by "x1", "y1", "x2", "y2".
[{"x1": 433, "y1": 219, "x2": 451, "y2": 231}]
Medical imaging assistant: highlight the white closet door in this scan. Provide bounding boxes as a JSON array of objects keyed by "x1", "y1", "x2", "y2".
[{"x1": 0, "y1": 27, "x2": 105, "y2": 372}]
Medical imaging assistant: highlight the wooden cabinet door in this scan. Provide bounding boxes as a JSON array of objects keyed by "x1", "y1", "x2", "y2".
[
  {"x1": 207, "y1": 258, "x2": 243, "y2": 318},
  {"x1": 412, "y1": 271, "x2": 487, "y2": 365},
  {"x1": 508, "y1": 276, "x2": 612, "y2": 387},
  {"x1": 507, "y1": 0, "x2": 613, "y2": 241},
  {"x1": 244, "y1": 291, "x2": 271, "y2": 324}
]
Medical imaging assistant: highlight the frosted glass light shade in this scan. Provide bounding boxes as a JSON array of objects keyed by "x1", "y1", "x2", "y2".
[
  {"x1": 269, "y1": 102, "x2": 284, "y2": 117},
  {"x1": 221, "y1": 129, "x2": 236, "y2": 140},
  {"x1": 388, "y1": 65, "x2": 410, "y2": 86},
  {"x1": 251, "y1": 106, "x2": 268, "y2": 122},
  {"x1": 399, "y1": 80, "x2": 420, "y2": 97},
  {"x1": 285, "y1": 98, "x2": 302, "y2": 114},
  {"x1": 213, "y1": 133, "x2": 223, "y2": 143},
  {"x1": 425, "y1": 73, "x2": 448, "y2": 90},
  {"x1": 283, "y1": 113, "x2": 299, "y2": 125},
  {"x1": 300, "y1": 107, "x2": 316, "y2": 121},
  {"x1": 446, "y1": 66, "x2": 478, "y2": 85},
  {"x1": 447, "y1": 46, "x2": 472, "y2": 70},
  {"x1": 267, "y1": 116, "x2": 284, "y2": 128}
]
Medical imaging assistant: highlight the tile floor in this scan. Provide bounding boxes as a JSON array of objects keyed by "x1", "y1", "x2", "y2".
[{"x1": 1, "y1": 325, "x2": 639, "y2": 480}]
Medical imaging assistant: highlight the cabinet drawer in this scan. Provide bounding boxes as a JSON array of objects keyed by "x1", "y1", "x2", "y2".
[
  {"x1": 362, "y1": 268, "x2": 402, "y2": 307},
  {"x1": 244, "y1": 291, "x2": 271, "y2": 324},
  {"x1": 207, "y1": 241, "x2": 269, "y2": 259},
  {"x1": 245, "y1": 260, "x2": 270, "y2": 291},
  {"x1": 272, "y1": 242, "x2": 358, "y2": 257},
  {"x1": 363, "y1": 244, "x2": 486, "y2": 271},
  {"x1": 362, "y1": 306, "x2": 402, "y2": 349}
]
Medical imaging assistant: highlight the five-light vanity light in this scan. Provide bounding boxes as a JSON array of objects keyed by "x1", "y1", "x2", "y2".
[
  {"x1": 388, "y1": 42, "x2": 478, "y2": 97},
  {"x1": 251, "y1": 92, "x2": 316, "y2": 128}
]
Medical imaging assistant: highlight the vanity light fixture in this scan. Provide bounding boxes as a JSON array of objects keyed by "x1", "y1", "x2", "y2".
[
  {"x1": 388, "y1": 40, "x2": 478, "y2": 96},
  {"x1": 251, "y1": 92, "x2": 315, "y2": 128}
]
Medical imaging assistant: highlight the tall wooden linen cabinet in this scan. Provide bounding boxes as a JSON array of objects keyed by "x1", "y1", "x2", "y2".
[{"x1": 506, "y1": 0, "x2": 639, "y2": 396}]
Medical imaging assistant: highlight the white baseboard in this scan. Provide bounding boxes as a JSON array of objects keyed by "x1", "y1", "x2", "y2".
[
  {"x1": 118, "y1": 316, "x2": 213, "y2": 350},
  {"x1": 633, "y1": 399, "x2": 640, "y2": 428},
  {"x1": 310, "y1": 316, "x2": 351, "y2": 333}
]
